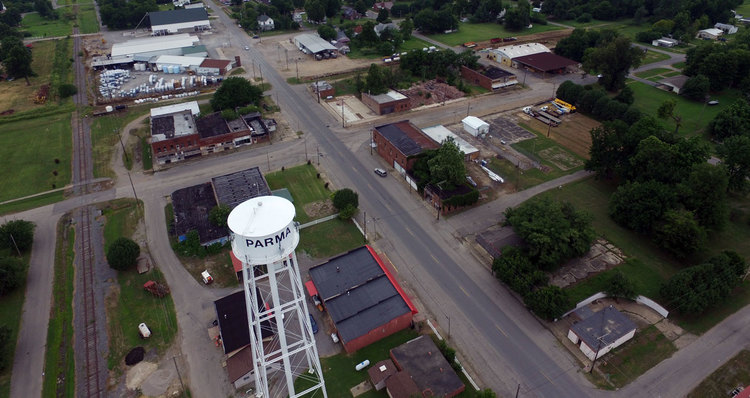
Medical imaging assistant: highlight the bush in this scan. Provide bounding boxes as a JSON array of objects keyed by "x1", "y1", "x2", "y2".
[
  {"x1": 106, "y1": 237, "x2": 140, "y2": 271},
  {"x1": 57, "y1": 83, "x2": 77, "y2": 98},
  {"x1": 635, "y1": 30, "x2": 662, "y2": 43},
  {"x1": 0, "y1": 220, "x2": 35, "y2": 253},
  {"x1": 209, "y1": 204, "x2": 231, "y2": 227},
  {"x1": 524, "y1": 285, "x2": 568, "y2": 320},
  {"x1": 605, "y1": 270, "x2": 636, "y2": 300},
  {"x1": 332, "y1": 188, "x2": 359, "y2": 211},
  {"x1": 338, "y1": 204, "x2": 357, "y2": 220},
  {"x1": 492, "y1": 247, "x2": 547, "y2": 294},
  {"x1": 576, "y1": 13, "x2": 592, "y2": 23},
  {"x1": 0, "y1": 256, "x2": 26, "y2": 296}
]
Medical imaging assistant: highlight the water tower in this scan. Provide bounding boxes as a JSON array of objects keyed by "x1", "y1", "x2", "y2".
[{"x1": 228, "y1": 196, "x2": 327, "y2": 398}]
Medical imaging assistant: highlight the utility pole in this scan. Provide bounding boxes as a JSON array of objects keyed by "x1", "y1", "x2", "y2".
[
  {"x1": 259, "y1": 64, "x2": 263, "y2": 83},
  {"x1": 117, "y1": 129, "x2": 140, "y2": 208},
  {"x1": 173, "y1": 356, "x2": 186, "y2": 397},
  {"x1": 252, "y1": 62, "x2": 256, "y2": 80},
  {"x1": 267, "y1": 151, "x2": 271, "y2": 171},
  {"x1": 9, "y1": 234, "x2": 21, "y2": 256},
  {"x1": 317, "y1": 145, "x2": 320, "y2": 165},
  {"x1": 363, "y1": 211, "x2": 367, "y2": 242},
  {"x1": 341, "y1": 99, "x2": 345, "y2": 128},
  {"x1": 305, "y1": 139, "x2": 308, "y2": 162},
  {"x1": 466, "y1": 100, "x2": 470, "y2": 116},
  {"x1": 295, "y1": 59, "x2": 299, "y2": 81}
]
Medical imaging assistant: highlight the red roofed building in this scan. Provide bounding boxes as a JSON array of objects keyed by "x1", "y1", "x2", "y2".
[
  {"x1": 512, "y1": 52, "x2": 578, "y2": 74},
  {"x1": 197, "y1": 58, "x2": 232, "y2": 75},
  {"x1": 372, "y1": 120, "x2": 438, "y2": 174}
]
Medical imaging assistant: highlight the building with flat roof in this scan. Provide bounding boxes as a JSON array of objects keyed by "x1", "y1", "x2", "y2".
[
  {"x1": 390, "y1": 335, "x2": 465, "y2": 398},
  {"x1": 110, "y1": 34, "x2": 200, "y2": 58},
  {"x1": 421, "y1": 125, "x2": 479, "y2": 161},
  {"x1": 149, "y1": 8, "x2": 210, "y2": 34},
  {"x1": 460, "y1": 65, "x2": 517, "y2": 90},
  {"x1": 294, "y1": 33, "x2": 337, "y2": 55},
  {"x1": 197, "y1": 58, "x2": 232, "y2": 75},
  {"x1": 211, "y1": 166, "x2": 272, "y2": 209},
  {"x1": 171, "y1": 182, "x2": 228, "y2": 245},
  {"x1": 361, "y1": 90, "x2": 411, "y2": 115},
  {"x1": 568, "y1": 305, "x2": 637, "y2": 361},
  {"x1": 372, "y1": 120, "x2": 438, "y2": 173},
  {"x1": 214, "y1": 290, "x2": 275, "y2": 355},
  {"x1": 150, "y1": 100, "x2": 200, "y2": 117},
  {"x1": 512, "y1": 52, "x2": 578, "y2": 74},
  {"x1": 308, "y1": 246, "x2": 417, "y2": 353},
  {"x1": 490, "y1": 43, "x2": 550, "y2": 66}
]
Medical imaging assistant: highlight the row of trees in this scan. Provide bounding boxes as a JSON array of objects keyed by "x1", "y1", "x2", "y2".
[
  {"x1": 234, "y1": 1, "x2": 299, "y2": 32},
  {"x1": 557, "y1": 81, "x2": 642, "y2": 124},
  {"x1": 99, "y1": 0, "x2": 159, "y2": 30},
  {"x1": 542, "y1": 0, "x2": 740, "y2": 24},
  {"x1": 708, "y1": 99, "x2": 750, "y2": 192},
  {"x1": 683, "y1": 30, "x2": 750, "y2": 92},
  {"x1": 493, "y1": 198, "x2": 596, "y2": 320}
]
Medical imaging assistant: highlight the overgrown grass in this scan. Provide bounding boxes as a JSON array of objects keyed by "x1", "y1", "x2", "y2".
[
  {"x1": 511, "y1": 126, "x2": 585, "y2": 173},
  {"x1": 689, "y1": 350, "x2": 750, "y2": 397},
  {"x1": 102, "y1": 200, "x2": 178, "y2": 372},
  {"x1": 140, "y1": 137, "x2": 153, "y2": 170},
  {"x1": 298, "y1": 219, "x2": 363, "y2": 258},
  {"x1": 76, "y1": 4, "x2": 100, "y2": 34},
  {"x1": 90, "y1": 110, "x2": 149, "y2": 179},
  {"x1": 640, "y1": 50, "x2": 670, "y2": 65},
  {"x1": 42, "y1": 218, "x2": 76, "y2": 398},
  {"x1": 427, "y1": 22, "x2": 564, "y2": 46},
  {"x1": 564, "y1": 258, "x2": 663, "y2": 306},
  {"x1": 593, "y1": 325, "x2": 677, "y2": 388},
  {"x1": 487, "y1": 157, "x2": 554, "y2": 190},
  {"x1": 20, "y1": 12, "x2": 72, "y2": 37},
  {"x1": 264, "y1": 164, "x2": 331, "y2": 223},
  {"x1": 230, "y1": 67, "x2": 245, "y2": 76},
  {"x1": 634, "y1": 67, "x2": 671, "y2": 78},
  {"x1": 0, "y1": 191, "x2": 65, "y2": 217},
  {"x1": 347, "y1": 37, "x2": 433, "y2": 59},
  {"x1": 0, "y1": 112, "x2": 72, "y2": 202},
  {"x1": 671, "y1": 62, "x2": 685, "y2": 69},
  {"x1": 628, "y1": 81, "x2": 744, "y2": 136}
]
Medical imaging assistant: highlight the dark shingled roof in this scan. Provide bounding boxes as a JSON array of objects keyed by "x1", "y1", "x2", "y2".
[
  {"x1": 308, "y1": 246, "x2": 414, "y2": 343},
  {"x1": 211, "y1": 167, "x2": 272, "y2": 209},
  {"x1": 385, "y1": 370, "x2": 420, "y2": 398},
  {"x1": 570, "y1": 306, "x2": 637, "y2": 350},
  {"x1": 513, "y1": 52, "x2": 578, "y2": 72},
  {"x1": 390, "y1": 335, "x2": 465, "y2": 397},
  {"x1": 374, "y1": 121, "x2": 437, "y2": 157},
  {"x1": 170, "y1": 182, "x2": 228, "y2": 245},
  {"x1": 214, "y1": 290, "x2": 275, "y2": 354},
  {"x1": 196, "y1": 112, "x2": 230, "y2": 138},
  {"x1": 149, "y1": 8, "x2": 209, "y2": 27}
]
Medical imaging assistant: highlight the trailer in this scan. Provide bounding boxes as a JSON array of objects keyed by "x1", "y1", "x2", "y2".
[
  {"x1": 537, "y1": 111, "x2": 562, "y2": 124},
  {"x1": 535, "y1": 116, "x2": 559, "y2": 126}
]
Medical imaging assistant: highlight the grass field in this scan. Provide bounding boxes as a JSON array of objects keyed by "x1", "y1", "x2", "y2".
[
  {"x1": 671, "y1": 62, "x2": 685, "y2": 69},
  {"x1": 265, "y1": 164, "x2": 332, "y2": 223},
  {"x1": 512, "y1": 124, "x2": 586, "y2": 172},
  {"x1": 427, "y1": 22, "x2": 563, "y2": 46},
  {"x1": 641, "y1": 50, "x2": 670, "y2": 65},
  {"x1": 594, "y1": 325, "x2": 677, "y2": 388},
  {"x1": 0, "y1": 40, "x2": 63, "y2": 114},
  {"x1": 634, "y1": 68, "x2": 671, "y2": 78},
  {"x1": 628, "y1": 81, "x2": 744, "y2": 136},
  {"x1": 76, "y1": 4, "x2": 100, "y2": 34},
  {"x1": 689, "y1": 350, "x2": 750, "y2": 397},
  {"x1": 42, "y1": 219, "x2": 76, "y2": 398},
  {"x1": 102, "y1": 199, "x2": 178, "y2": 372},
  {"x1": 0, "y1": 247, "x2": 31, "y2": 398},
  {"x1": 0, "y1": 112, "x2": 71, "y2": 202},
  {"x1": 20, "y1": 12, "x2": 72, "y2": 37},
  {"x1": 91, "y1": 110, "x2": 149, "y2": 179},
  {"x1": 347, "y1": 37, "x2": 432, "y2": 59},
  {"x1": 298, "y1": 218, "x2": 364, "y2": 258},
  {"x1": 0, "y1": 191, "x2": 65, "y2": 217}
]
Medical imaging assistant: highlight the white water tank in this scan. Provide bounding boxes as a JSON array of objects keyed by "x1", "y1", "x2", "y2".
[{"x1": 228, "y1": 196, "x2": 299, "y2": 264}]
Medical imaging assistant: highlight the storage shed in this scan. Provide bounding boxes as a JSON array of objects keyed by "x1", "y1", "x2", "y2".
[
  {"x1": 462, "y1": 116, "x2": 489, "y2": 137},
  {"x1": 568, "y1": 306, "x2": 637, "y2": 361}
]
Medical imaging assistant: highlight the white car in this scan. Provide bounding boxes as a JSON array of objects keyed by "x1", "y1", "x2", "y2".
[{"x1": 540, "y1": 106, "x2": 549, "y2": 112}]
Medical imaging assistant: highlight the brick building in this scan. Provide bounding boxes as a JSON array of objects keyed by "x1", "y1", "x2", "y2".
[
  {"x1": 361, "y1": 90, "x2": 411, "y2": 115},
  {"x1": 372, "y1": 120, "x2": 438, "y2": 173},
  {"x1": 460, "y1": 65, "x2": 517, "y2": 90}
]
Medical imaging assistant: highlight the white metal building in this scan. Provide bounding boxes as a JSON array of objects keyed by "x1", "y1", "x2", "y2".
[
  {"x1": 490, "y1": 43, "x2": 550, "y2": 66},
  {"x1": 714, "y1": 22, "x2": 738, "y2": 34},
  {"x1": 462, "y1": 116, "x2": 490, "y2": 137},
  {"x1": 153, "y1": 55, "x2": 206, "y2": 72},
  {"x1": 149, "y1": 8, "x2": 210, "y2": 34},
  {"x1": 697, "y1": 28, "x2": 723, "y2": 40},
  {"x1": 421, "y1": 125, "x2": 479, "y2": 160},
  {"x1": 567, "y1": 306, "x2": 637, "y2": 361},
  {"x1": 294, "y1": 34, "x2": 337, "y2": 55},
  {"x1": 150, "y1": 100, "x2": 201, "y2": 118},
  {"x1": 111, "y1": 34, "x2": 200, "y2": 58}
]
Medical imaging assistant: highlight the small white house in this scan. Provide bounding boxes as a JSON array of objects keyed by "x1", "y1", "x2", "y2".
[
  {"x1": 651, "y1": 37, "x2": 678, "y2": 47},
  {"x1": 568, "y1": 306, "x2": 637, "y2": 361},
  {"x1": 462, "y1": 116, "x2": 490, "y2": 137},
  {"x1": 697, "y1": 28, "x2": 724, "y2": 40},
  {"x1": 257, "y1": 14, "x2": 274, "y2": 31},
  {"x1": 714, "y1": 22, "x2": 738, "y2": 34}
]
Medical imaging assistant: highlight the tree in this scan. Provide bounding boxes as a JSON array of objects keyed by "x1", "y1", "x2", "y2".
[
  {"x1": 605, "y1": 269, "x2": 636, "y2": 300},
  {"x1": 680, "y1": 75, "x2": 709, "y2": 102},
  {"x1": 492, "y1": 247, "x2": 547, "y2": 294},
  {"x1": 3, "y1": 41, "x2": 33, "y2": 85},
  {"x1": 34, "y1": 0, "x2": 58, "y2": 19},
  {"x1": 209, "y1": 204, "x2": 231, "y2": 227},
  {"x1": 427, "y1": 138, "x2": 465, "y2": 190},
  {"x1": 210, "y1": 77, "x2": 263, "y2": 111},
  {"x1": 707, "y1": 99, "x2": 750, "y2": 141},
  {"x1": 524, "y1": 285, "x2": 568, "y2": 320},
  {"x1": 0, "y1": 220, "x2": 35, "y2": 254},
  {"x1": 0, "y1": 256, "x2": 25, "y2": 296},
  {"x1": 627, "y1": 136, "x2": 708, "y2": 185},
  {"x1": 317, "y1": 24, "x2": 336, "y2": 41},
  {"x1": 376, "y1": 8, "x2": 389, "y2": 22},
  {"x1": 106, "y1": 237, "x2": 140, "y2": 271},
  {"x1": 718, "y1": 135, "x2": 750, "y2": 192},
  {"x1": 609, "y1": 180, "x2": 676, "y2": 233},
  {"x1": 613, "y1": 85, "x2": 634, "y2": 105},
  {"x1": 654, "y1": 209, "x2": 706, "y2": 258},
  {"x1": 583, "y1": 36, "x2": 643, "y2": 91},
  {"x1": 324, "y1": 0, "x2": 340, "y2": 18},
  {"x1": 332, "y1": 188, "x2": 358, "y2": 220},
  {"x1": 681, "y1": 163, "x2": 729, "y2": 230},
  {"x1": 304, "y1": 0, "x2": 325, "y2": 23},
  {"x1": 504, "y1": 198, "x2": 595, "y2": 270},
  {"x1": 504, "y1": 0, "x2": 531, "y2": 31},
  {"x1": 0, "y1": 326, "x2": 11, "y2": 370},
  {"x1": 399, "y1": 18, "x2": 414, "y2": 38},
  {"x1": 657, "y1": 100, "x2": 682, "y2": 134}
]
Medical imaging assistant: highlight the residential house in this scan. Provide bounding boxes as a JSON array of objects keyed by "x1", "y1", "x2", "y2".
[{"x1": 257, "y1": 14, "x2": 274, "y2": 31}]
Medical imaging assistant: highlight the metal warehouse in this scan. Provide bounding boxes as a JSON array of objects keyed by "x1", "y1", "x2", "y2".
[
  {"x1": 110, "y1": 34, "x2": 200, "y2": 58},
  {"x1": 294, "y1": 34, "x2": 337, "y2": 56},
  {"x1": 148, "y1": 8, "x2": 210, "y2": 34}
]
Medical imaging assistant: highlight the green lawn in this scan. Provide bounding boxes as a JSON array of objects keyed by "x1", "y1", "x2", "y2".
[
  {"x1": 593, "y1": 325, "x2": 677, "y2": 388},
  {"x1": 427, "y1": 22, "x2": 564, "y2": 47},
  {"x1": 641, "y1": 50, "x2": 670, "y2": 65},
  {"x1": 628, "y1": 81, "x2": 744, "y2": 136},
  {"x1": 512, "y1": 125, "x2": 585, "y2": 173},
  {"x1": 0, "y1": 112, "x2": 72, "y2": 202},
  {"x1": 671, "y1": 62, "x2": 685, "y2": 69},
  {"x1": 0, "y1": 191, "x2": 65, "y2": 217},
  {"x1": 347, "y1": 37, "x2": 432, "y2": 60},
  {"x1": 689, "y1": 350, "x2": 750, "y2": 398},
  {"x1": 76, "y1": 4, "x2": 99, "y2": 34},
  {"x1": 264, "y1": 164, "x2": 332, "y2": 223},
  {"x1": 20, "y1": 12, "x2": 72, "y2": 37},
  {"x1": 298, "y1": 218, "x2": 364, "y2": 258},
  {"x1": 90, "y1": 110, "x2": 149, "y2": 179},
  {"x1": 734, "y1": 0, "x2": 750, "y2": 16},
  {"x1": 634, "y1": 68, "x2": 672, "y2": 79},
  {"x1": 42, "y1": 220, "x2": 76, "y2": 398},
  {"x1": 102, "y1": 199, "x2": 178, "y2": 371}
]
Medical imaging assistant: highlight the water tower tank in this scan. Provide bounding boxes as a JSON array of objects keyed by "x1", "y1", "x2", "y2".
[{"x1": 228, "y1": 196, "x2": 299, "y2": 264}]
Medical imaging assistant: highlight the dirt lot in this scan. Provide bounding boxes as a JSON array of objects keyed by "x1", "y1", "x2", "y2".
[
  {"x1": 253, "y1": 31, "x2": 375, "y2": 80},
  {"x1": 400, "y1": 80, "x2": 465, "y2": 108},
  {"x1": 514, "y1": 110, "x2": 598, "y2": 159}
]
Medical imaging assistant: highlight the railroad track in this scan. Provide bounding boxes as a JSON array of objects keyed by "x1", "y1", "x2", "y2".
[{"x1": 76, "y1": 206, "x2": 102, "y2": 397}]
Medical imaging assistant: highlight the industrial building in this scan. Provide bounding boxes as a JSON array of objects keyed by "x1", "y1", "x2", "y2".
[
  {"x1": 460, "y1": 65, "x2": 517, "y2": 90},
  {"x1": 490, "y1": 43, "x2": 550, "y2": 66},
  {"x1": 462, "y1": 116, "x2": 490, "y2": 137},
  {"x1": 294, "y1": 33, "x2": 338, "y2": 59},
  {"x1": 149, "y1": 101, "x2": 274, "y2": 166},
  {"x1": 567, "y1": 306, "x2": 637, "y2": 361},
  {"x1": 421, "y1": 125, "x2": 479, "y2": 161},
  {"x1": 372, "y1": 120, "x2": 438, "y2": 175},
  {"x1": 512, "y1": 52, "x2": 578, "y2": 74},
  {"x1": 308, "y1": 246, "x2": 417, "y2": 353},
  {"x1": 148, "y1": 8, "x2": 210, "y2": 34},
  {"x1": 361, "y1": 90, "x2": 411, "y2": 115},
  {"x1": 111, "y1": 34, "x2": 201, "y2": 58},
  {"x1": 389, "y1": 335, "x2": 465, "y2": 398}
]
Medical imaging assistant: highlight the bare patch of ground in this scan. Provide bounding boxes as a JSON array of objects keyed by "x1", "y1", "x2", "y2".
[
  {"x1": 303, "y1": 199, "x2": 335, "y2": 218},
  {"x1": 125, "y1": 361, "x2": 157, "y2": 390},
  {"x1": 550, "y1": 239, "x2": 626, "y2": 288},
  {"x1": 513, "y1": 111, "x2": 598, "y2": 159},
  {"x1": 400, "y1": 80, "x2": 465, "y2": 108}
]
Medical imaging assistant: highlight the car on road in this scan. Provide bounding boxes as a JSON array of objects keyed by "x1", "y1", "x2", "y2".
[
  {"x1": 244, "y1": 46, "x2": 249, "y2": 50},
  {"x1": 707, "y1": 100, "x2": 719, "y2": 106},
  {"x1": 309, "y1": 314, "x2": 318, "y2": 334},
  {"x1": 374, "y1": 168, "x2": 387, "y2": 177},
  {"x1": 253, "y1": 35, "x2": 259, "y2": 39}
]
